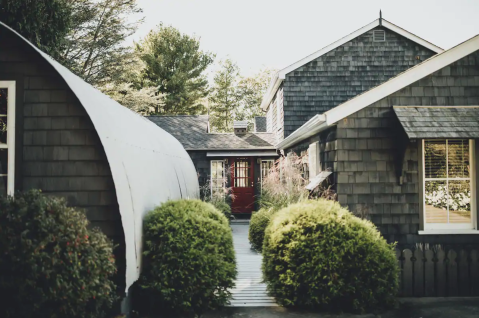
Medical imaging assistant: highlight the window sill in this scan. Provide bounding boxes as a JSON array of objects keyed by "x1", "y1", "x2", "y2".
[{"x1": 418, "y1": 230, "x2": 479, "y2": 235}]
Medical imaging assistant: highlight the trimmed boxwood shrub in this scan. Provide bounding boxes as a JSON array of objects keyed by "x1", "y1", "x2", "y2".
[
  {"x1": 262, "y1": 200, "x2": 399, "y2": 312},
  {"x1": 0, "y1": 190, "x2": 118, "y2": 318},
  {"x1": 248, "y1": 207, "x2": 276, "y2": 252},
  {"x1": 136, "y1": 199, "x2": 236, "y2": 317}
]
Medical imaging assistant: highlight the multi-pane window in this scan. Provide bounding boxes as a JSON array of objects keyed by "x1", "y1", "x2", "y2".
[
  {"x1": 0, "y1": 82, "x2": 15, "y2": 197},
  {"x1": 423, "y1": 139, "x2": 475, "y2": 230},
  {"x1": 211, "y1": 160, "x2": 226, "y2": 198},
  {"x1": 234, "y1": 159, "x2": 251, "y2": 187},
  {"x1": 261, "y1": 160, "x2": 274, "y2": 183}
]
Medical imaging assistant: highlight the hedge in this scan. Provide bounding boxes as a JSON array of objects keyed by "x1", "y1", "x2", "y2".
[
  {"x1": 262, "y1": 200, "x2": 399, "y2": 312},
  {"x1": 248, "y1": 207, "x2": 276, "y2": 252},
  {"x1": 0, "y1": 190, "x2": 118, "y2": 318},
  {"x1": 135, "y1": 199, "x2": 236, "y2": 316}
]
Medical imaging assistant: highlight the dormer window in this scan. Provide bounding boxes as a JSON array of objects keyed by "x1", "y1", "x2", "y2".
[{"x1": 373, "y1": 30, "x2": 386, "y2": 42}]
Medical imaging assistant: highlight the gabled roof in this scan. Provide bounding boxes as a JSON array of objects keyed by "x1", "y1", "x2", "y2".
[
  {"x1": 261, "y1": 18, "x2": 444, "y2": 110},
  {"x1": 394, "y1": 106, "x2": 479, "y2": 139},
  {"x1": 0, "y1": 22, "x2": 200, "y2": 292},
  {"x1": 148, "y1": 116, "x2": 276, "y2": 150},
  {"x1": 278, "y1": 34, "x2": 479, "y2": 149}
]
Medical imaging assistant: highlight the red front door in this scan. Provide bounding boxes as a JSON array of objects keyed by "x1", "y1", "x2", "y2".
[{"x1": 231, "y1": 157, "x2": 255, "y2": 214}]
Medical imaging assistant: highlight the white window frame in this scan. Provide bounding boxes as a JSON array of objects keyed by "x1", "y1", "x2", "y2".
[
  {"x1": 0, "y1": 81, "x2": 16, "y2": 196},
  {"x1": 260, "y1": 159, "x2": 275, "y2": 185},
  {"x1": 210, "y1": 160, "x2": 226, "y2": 199},
  {"x1": 421, "y1": 139, "x2": 476, "y2": 232}
]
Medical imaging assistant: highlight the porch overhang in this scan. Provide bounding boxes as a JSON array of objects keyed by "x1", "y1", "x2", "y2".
[
  {"x1": 393, "y1": 106, "x2": 479, "y2": 139},
  {"x1": 206, "y1": 150, "x2": 279, "y2": 157}
]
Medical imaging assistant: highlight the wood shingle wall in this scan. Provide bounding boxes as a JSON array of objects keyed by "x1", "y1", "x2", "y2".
[
  {"x1": 282, "y1": 26, "x2": 437, "y2": 138},
  {"x1": 335, "y1": 50, "x2": 479, "y2": 245}
]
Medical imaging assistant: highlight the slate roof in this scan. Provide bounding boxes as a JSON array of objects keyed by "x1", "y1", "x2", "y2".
[
  {"x1": 254, "y1": 117, "x2": 267, "y2": 132},
  {"x1": 148, "y1": 115, "x2": 276, "y2": 150},
  {"x1": 393, "y1": 106, "x2": 479, "y2": 139}
]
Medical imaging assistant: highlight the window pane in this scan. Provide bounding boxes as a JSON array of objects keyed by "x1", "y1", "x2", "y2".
[
  {"x1": 425, "y1": 181, "x2": 448, "y2": 223},
  {"x1": 0, "y1": 89, "x2": 7, "y2": 115},
  {"x1": 448, "y1": 140, "x2": 469, "y2": 178},
  {"x1": 449, "y1": 180, "x2": 471, "y2": 223},
  {"x1": 0, "y1": 149, "x2": 6, "y2": 196},
  {"x1": 425, "y1": 140, "x2": 447, "y2": 178},
  {"x1": 0, "y1": 117, "x2": 7, "y2": 144}
]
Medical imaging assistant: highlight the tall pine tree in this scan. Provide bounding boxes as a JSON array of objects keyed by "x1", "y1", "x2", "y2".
[{"x1": 209, "y1": 59, "x2": 240, "y2": 132}]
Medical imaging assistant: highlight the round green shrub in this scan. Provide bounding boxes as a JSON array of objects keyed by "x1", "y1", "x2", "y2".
[
  {"x1": 262, "y1": 200, "x2": 399, "y2": 312},
  {"x1": 248, "y1": 207, "x2": 276, "y2": 252},
  {"x1": 136, "y1": 199, "x2": 236, "y2": 316},
  {"x1": 211, "y1": 199, "x2": 232, "y2": 221},
  {"x1": 0, "y1": 190, "x2": 118, "y2": 318}
]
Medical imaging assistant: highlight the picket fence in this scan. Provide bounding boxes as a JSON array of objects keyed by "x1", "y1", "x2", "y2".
[{"x1": 396, "y1": 248, "x2": 479, "y2": 297}]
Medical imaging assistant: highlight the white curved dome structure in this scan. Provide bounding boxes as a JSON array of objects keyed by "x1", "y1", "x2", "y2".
[{"x1": 0, "y1": 22, "x2": 199, "y2": 291}]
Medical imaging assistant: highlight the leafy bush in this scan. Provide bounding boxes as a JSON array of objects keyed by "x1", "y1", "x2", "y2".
[
  {"x1": 262, "y1": 200, "x2": 399, "y2": 312},
  {"x1": 136, "y1": 199, "x2": 236, "y2": 317},
  {"x1": 210, "y1": 199, "x2": 232, "y2": 221},
  {"x1": 248, "y1": 207, "x2": 276, "y2": 252},
  {"x1": 0, "y1": 190, "x2": 118, "y2": 318}
]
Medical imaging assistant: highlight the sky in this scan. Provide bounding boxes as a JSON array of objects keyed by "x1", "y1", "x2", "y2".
[{"x1": 130, "y1": 0, "x2": 479, "y2": 79}]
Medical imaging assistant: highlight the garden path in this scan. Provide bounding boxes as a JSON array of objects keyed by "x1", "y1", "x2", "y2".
[{"x1": 229, "y1": 223, "x2": 277, "y2": 307}]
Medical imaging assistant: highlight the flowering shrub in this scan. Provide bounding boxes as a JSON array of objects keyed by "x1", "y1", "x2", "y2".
[
  {"x1": 0, "y1": 190, "x2": 118, "y2": 318},
  {"x1": 425, "y1": 182, "x2": 471, "y2": 211}
]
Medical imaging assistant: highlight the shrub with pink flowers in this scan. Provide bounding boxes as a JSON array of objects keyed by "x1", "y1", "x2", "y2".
[{"x1": 0, "y1": 190, "x2": 118, "y2": 318}]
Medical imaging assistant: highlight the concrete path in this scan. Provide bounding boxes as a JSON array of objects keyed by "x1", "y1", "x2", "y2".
[
  {"x1": 206, "y1": 297, "x2": 479, "y2": 318},
  {"x1": 229, "y1": 223, "x2": 277, "y2": 307}
]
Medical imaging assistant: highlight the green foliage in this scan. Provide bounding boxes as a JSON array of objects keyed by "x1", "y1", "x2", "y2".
[
  {"x1": 262, "y1": 200, "x2": 399, "y2": 312},
  {"x1": 0, "y1": 0, "x2": 72, "y2": 56},
  {"x1": 248, "y1": 207, "x2": 276, "y2": 252},
  {"x1": 60, "y1": 0, "x2": 143, "y2": 85},
  {"x1": 135, "y1": 24, "x2": 214, "y2": 115},
  {"x1": 136, "y1": 199, "x2": 236, "y2": 317},
  {"x1": 0, "y1": 190, "x2": 117, "y2": 318},
  {"x1": 210, "y1": 199, "x2": 232, "y2": 221},
  {"x1": 209, "y1": 59, "x2": 241, "y2": 132}
]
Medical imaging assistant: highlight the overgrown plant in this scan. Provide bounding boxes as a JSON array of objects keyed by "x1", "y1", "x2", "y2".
[
  {"x1": 0, "y1": 190, "x2": 118, "y2": 318},
  {"x1": 259, "y1": 154, "x2": 309, "y2": 210},
  {"x1": 200, "y1": 178, "x2": 235, "y2": 220}
]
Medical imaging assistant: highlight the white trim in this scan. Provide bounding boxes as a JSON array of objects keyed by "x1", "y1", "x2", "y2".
[
  {"x1": 419, "y1": 230, "x2": 479, "y2": 235},
  {"x1": 207, "y1": 151, "x2": 278, "y2": 157},
  {"x1": 260, "y1": 18, "x2": 444, "y2": 110},
  {"x1": 260, "y1": 159, "x2": 275, "y2": 188},
  {"x1": 0, "y1": 81, "x2": 15, "y2": 196},
  {"x1": 277, "y1": 114, "x2": 326, "y2": 150},
  {"x1": 210, "y1": 160, "x2": 226, "y2": 198},
  {"x1": 277, "y1": 34, "x2": 479, "y2": 149}
]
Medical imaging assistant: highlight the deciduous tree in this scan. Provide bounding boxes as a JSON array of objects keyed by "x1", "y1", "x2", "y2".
[{"x1": 0, "y1": 0, "x2": 72, "y2": 56}]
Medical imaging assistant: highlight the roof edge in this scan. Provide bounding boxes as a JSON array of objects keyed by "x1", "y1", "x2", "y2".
[{"x1": 261, "y1": 18, "x2": 444, "y2": 111}]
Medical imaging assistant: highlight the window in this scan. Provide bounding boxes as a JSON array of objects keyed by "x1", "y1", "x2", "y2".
[
  {"x1": 261, "y1": 159, "x2": 275, "y2": 184},
  {"x1": 234, "y1": 159, "x2": 251, "y2": 187},
  {"x1": 423, "y1": 139, "x2": 475, "y2": 230},
  {"x1": 210, "y1": 160, "x2": 226, "y2": 198},
  {"x1": 373, "y1": 30, "x2": 386, "y2": 42},
  {"x1": 0, "y1": 81, "x2": 15, "y2": 197}
]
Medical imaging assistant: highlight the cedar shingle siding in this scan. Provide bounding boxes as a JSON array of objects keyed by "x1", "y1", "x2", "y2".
[
  {"x1": 334, "y1": 50, "x2": 479, "y2": 245},
  {"x1": 282, "y1": 26, "x2": 436, "y2": 138},
  {"x1": 0, "y1": 27, "x2": 124, "y2": 257}
]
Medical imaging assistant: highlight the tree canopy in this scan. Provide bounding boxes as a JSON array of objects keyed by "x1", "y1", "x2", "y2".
[
  {"x1": 60, "y1": 0, "x2": 143, "y2": 85},
  {"x1": 0, "y1": 0, "x2": 72, "y2": 56},
  {"x1": 135, "y1": 24, "x2": 215, "y2": 115}
]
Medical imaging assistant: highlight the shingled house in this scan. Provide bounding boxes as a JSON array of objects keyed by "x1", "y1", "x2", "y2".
[{"x1": 149, "y1": 115, "x2": 277, "y2": 213}]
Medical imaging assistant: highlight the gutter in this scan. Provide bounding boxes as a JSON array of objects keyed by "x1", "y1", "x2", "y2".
[{"x1": 276, "y1": 114, "x2": 328, "y2": 150}]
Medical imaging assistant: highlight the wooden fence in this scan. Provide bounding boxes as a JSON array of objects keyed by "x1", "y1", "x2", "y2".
[{"x1": 396, "y1": 248, "x2": 479, "y2": 297}]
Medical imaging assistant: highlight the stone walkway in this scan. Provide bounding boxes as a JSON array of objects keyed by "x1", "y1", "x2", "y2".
[{"x1": 229, "y1": 223, "x2": 277, "y2": 307}]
